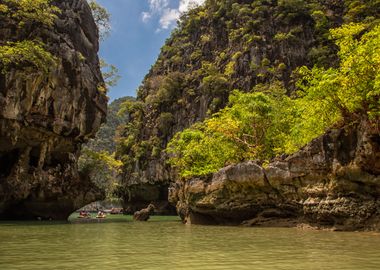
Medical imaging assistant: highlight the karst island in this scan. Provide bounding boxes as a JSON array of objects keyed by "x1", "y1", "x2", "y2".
[{"x1": 0, "y1": 0, "x2": 379, "y2": 269}]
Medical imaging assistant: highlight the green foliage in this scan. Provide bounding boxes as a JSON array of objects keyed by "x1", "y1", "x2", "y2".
[
  {"x1": 274, "y1": 32, "x2": 296, "y2": 42},
  {"x1": 167, "y1": 123, "x2": 238, "y2": 177},
  {"x1": 344, "y1": 0, "x2": 380, "y2": 24},
  {"x1": 79, "y1": 148, "x2": 122, "y2": 199},
  {"x1": 167, "y1": 85, "x2": 294, "y2": 178},
  {"x1": 0, "y1": 40, "x2": 56, "y2": 73},
  {"x1": 200, "y1": 34, "x2": 211, "y2": 44},
  {"x1": 87, "y1": 1, "x2": 119, "y2": 94},
  {"x1": 1, "y1": 0, "x2": 60, "y2": 27},
  {"x1": 167, "y1": 23, "x2": 380, "y2": 178},
  {"x1": 190, "y1": 49, "x2": 202, "y2": 61},
  {"x1": 116, "y1": 98, "x2": 150, "y2": 172},
  {"x1": 296, "y1": 23, "x2": 380, "y2": 124},
  {"x1": 80, "y1": 97, "x2": 133, "y2": 199},
  {"x1": 200, "y1": 62, "x2": 228, "y2": 95},
  {"x1": 87, "y1": 0, "x2": 111, "y2": 40},
  {"x1": 311, "y1": 10, "x2": 328, "y2": 31},
  {"x1": 158, "y1": 112, "x2": 174, "y2": 136},
  {"x1": 100, "y1": 59, "x2": 120, "y2": 89},
  {"x1": 88, "y1": 97, "x2": 133, "y2": 153},
  {"x1": 0, "y1": 0, "x2": 59, "y2": 73},
  {"x1": 224, "y1": 61, "x2": 235, "y2": 77},
  {"x1": 118, "y1": 0, "x2": 380, "y2": 182},
  {"x1": 145, "y1": 72, "x2": 184, "y2": 108}
]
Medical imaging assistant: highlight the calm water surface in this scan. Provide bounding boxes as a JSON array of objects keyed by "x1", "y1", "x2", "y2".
[{"x1": 1, "y1": 216, "x2": 379, "y2": 270}]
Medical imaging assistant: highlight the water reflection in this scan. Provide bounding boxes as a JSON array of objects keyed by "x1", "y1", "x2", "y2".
[{"x1": 0, "y1": 219, "x2": 379, "y2": 270}]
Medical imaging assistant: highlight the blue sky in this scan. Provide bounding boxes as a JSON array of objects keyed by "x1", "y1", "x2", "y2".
[{"x1": 97, "y1": 0, "x2": 205, "y2": 101}]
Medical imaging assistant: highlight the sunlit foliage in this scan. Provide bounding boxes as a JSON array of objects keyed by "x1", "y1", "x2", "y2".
[
  {"x1": 79, "y1": 148, "x2": 123, "y2": 198},
  {"x1": 0, "y1": 0, "x2": 59, "y2": 72},
  {"x1": 167, "y1": 23, "x2": 380, "y2": 178}
]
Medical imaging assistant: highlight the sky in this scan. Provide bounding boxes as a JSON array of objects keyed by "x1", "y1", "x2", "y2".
[{"x1": 97, "y1": 0, "x2": 205, "y2": 101}]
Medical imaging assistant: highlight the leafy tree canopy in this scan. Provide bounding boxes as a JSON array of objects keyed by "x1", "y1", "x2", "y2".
[
  {"x1": 167, "y1": 23, "x2": 380, "y2": 178},
  {"x1": 0, "y1": 0, "x2": 59, "y2": 73}
]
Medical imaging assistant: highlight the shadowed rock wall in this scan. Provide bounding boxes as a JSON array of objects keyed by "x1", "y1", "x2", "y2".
[{"x1": 0, "y1": 0, "x2": 107, "y2": 220}]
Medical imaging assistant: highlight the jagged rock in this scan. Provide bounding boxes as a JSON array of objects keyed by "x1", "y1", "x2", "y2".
[
  {"x1": 133, "y1": 204, "x2": 156, "y2": 221},
  {"x1": 170, "y1": 120, "x2": 380, "y2": 230},
  {"x1": 0, "y1": 0, "x2": 107, "y2": 220},
  {"x1": 117, "y1": 0, "x2": 376, "y2": 214}
]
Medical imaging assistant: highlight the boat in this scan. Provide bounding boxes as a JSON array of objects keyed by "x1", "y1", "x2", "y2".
[
  {"x1": 96, "y1": 211, "x2": 106, "y2": 219},
  {"x1": 77, "y1": 211, "x2": 91, "y2": 219}
]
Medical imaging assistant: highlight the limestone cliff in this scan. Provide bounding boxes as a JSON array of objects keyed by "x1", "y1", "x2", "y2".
[
  {"x1": 116, "y1": 0, "x2": 379, "y2": 215},
  {"x1": 169, "y1": 119, "x2": 380, "y2": 230},
  {"x1": 0, "y1": 0, "x2": 107, "y2": 219}
]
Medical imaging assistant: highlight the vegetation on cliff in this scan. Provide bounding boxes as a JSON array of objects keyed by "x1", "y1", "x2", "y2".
[
  {"x1": 73, "y1": 0, "x2": 125, "y2": 200},
  {"x1": 0, "y1": 0, "x2": 108, "y2": 219},
  {"x1": 0, "y1": 0, "x2": 120, "y2": 206},
  {"x1": 0, "y1": 0, "x2": 117, "y2": 93},
  {"x1": 0, "y1": 0, "x2": 59, "y2": 72},
  {"x1": 167, "y1": 23, "x2": 380, "y2": 177},
  {"x1": 79, "y1": 97, "x2": 134, "y2": 198},
  {"x1": 86, "y1": 0, "x2": 120, "y2": 93},
  {"x1": 116, "y1": 0, "x2": 379, "y2": 182}
]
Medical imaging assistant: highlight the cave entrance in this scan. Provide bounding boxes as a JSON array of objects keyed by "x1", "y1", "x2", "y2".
[
  {"x1": 69, "y1": 199, "x2": 124, "y2": 220},
  {"x1": 29, "y1": 147, "x2": 41, "y2": 168},
  {"x1": 0, "y1": 149, "x2": 20, "y2": 178}
]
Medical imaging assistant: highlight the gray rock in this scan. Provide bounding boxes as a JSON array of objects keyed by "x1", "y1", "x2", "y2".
[
  {"x1": 133, "y1": 204, "x2": 156, "y2": 221},
  {"x1": 170, "y1": 120, "x2": 380, "y2": 231},
  {"x1": 0, "y1": 0, "x2": 107, "y2": 220}
]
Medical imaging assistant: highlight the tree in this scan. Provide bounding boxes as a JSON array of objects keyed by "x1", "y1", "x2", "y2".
[
  {"x1": 87, "y1": 0, "x2": 111, "y2": 41},
  {"x1": 0, "y1": 0, "x2": 59, "y2": 27},
  {"x1": 0, "y1": 0, "x2": 59, "y2": 73},
  {"x1": 87, "y1": 0, "x2": 120, "y2": 91},
  {"x1": 166, "y1": 87, "x2": 293, "y2": 178},
  {"x1": 291, "y1": 23, "x2": 380, "y2": 149},
  {"x1": 100, "y1": 59, "x2": 121, "y2": 88},
  {"x1": 167, "y1": 23, "x2": 380, "y2": 179},
  {"x1": 79, "y1": 148, "x2": 122, "y2": 199},
  {"x1": 79, "y1": 97, "x2": 134, "y2": 199}
]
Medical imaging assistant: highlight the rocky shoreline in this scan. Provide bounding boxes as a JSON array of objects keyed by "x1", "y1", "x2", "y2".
[{"x1": 169, "y1": 120, "x2": 380, "y2": 231}]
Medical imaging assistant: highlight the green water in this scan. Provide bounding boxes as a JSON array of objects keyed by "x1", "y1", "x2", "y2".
[{"x1": 1, "y1": 217, "x2": 380, "y2": 270}]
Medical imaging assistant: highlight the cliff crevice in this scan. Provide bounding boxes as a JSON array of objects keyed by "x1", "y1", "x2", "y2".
[{"x1": 0, "y1": 0, "x2": 107, "y2": 220}]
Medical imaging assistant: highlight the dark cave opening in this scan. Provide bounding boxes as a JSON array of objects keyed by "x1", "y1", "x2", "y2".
[
  {"x1": 29, "y1": 147, "x2": 41, "y2": 168},
  {"x1": 0, "y1": 149, "x2": 20, "y2": 178}
]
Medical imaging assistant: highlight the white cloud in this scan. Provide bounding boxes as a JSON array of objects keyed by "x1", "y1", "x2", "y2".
[
  {"x1": 149, "y1": 0, "x2": 169, "y2": 13},
  {"x1": 141, "y1": 12, "x2": 152, "y2": 23},
  {"x1": 179, "y1": 0, "x2": 205, "y2": 13},
  {"x1": 141, "y1": 0, "x2": 205, "y2": 31},
  {"x1": 159, "y1": 8, "x2": 181, "y2": 29}
]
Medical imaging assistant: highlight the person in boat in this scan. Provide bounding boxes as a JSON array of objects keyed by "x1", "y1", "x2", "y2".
[
  {"x1": 78, "y1": 211, "x2": 90, "y2": 218},
  {"x1": 96, "y1": 211, "x2": 106, "y2": 218}
]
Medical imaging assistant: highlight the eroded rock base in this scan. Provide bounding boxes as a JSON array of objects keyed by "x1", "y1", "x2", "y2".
[
  {"x1": 170, "y1": 120, "x2": 380, "y2": 231},
  {"x1": 122, "y1": 183, "x2": 176, "y2": 215},
  {"x1": 0, "y1": 120, "x2": 104, "y2": 220},
  {"x1": 0, "y1": 0, "x2": 107, "y2": 220}
]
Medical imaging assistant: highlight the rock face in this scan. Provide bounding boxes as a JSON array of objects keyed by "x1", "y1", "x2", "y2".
[
  {"x1": 133, "y1": 203, "x2": 156, "y2": 221},
  {"x1": 116, "y1": 0, "x2": 379, "y2": 213},
  {"x1": 169, "y1": 120, "x2": 380, "y2": 230},
  {"x1": 121, "y1": 183, "x2": 176, "y2": 215},
  {"x1": 0, "y1": 0, "x2": 107, "y2": 220}
]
